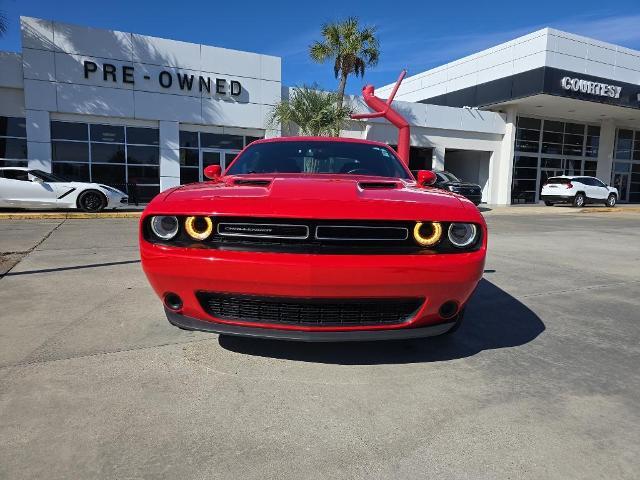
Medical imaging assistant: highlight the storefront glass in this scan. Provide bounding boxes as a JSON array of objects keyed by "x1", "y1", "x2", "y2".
[
  {"x1": 613, "y1": 129, "x2": 640, "y2": 202},
  {"x1": 511, "y1": 117, "x2": 600, "y2": 203},
  {"x1": 178, "y1": 131, "x2": 262, "y2": 184},
  {"x1": 0, "y1": 116, "x2": 28, "y2": 167},
  {"x1": 51, "y1": 121, "x2": 160, "y2": 202}
]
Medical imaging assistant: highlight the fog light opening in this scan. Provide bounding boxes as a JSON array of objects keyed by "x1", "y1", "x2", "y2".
[
  {"x1": 164, "y1": 293, "x2": 183, "y2": 311},
  {"x1": 439, "y1": 300, "x2": 459, "y2": 320}
]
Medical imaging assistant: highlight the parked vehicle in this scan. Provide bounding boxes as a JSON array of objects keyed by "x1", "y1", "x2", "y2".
[
  {"x1": 432, "y1": 171, "x2": 483, "y2": 205},
  {"x1": 140, "y1": 137, "x2": 487, "y2": 341},
  {"x1": 0, "y1": 167, "x2": 128, "y2": 212},
  {"x1": 540, "y1": 176, "x2": 618, "y2": 207}
]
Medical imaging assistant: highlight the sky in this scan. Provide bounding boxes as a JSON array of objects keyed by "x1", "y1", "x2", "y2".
[{"x1": 2, "y1": 0, "x2": 640, "y2": 94}]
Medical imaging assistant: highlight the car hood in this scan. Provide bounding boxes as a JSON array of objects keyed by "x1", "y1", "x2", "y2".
[{"x1": 147, "y1": 175, "x2": 481, "y2": 222}]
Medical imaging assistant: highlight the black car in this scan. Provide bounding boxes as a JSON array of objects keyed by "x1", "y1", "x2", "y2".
[{"x1": 433, "y1": 171, "x2": 483, "y2": 205}]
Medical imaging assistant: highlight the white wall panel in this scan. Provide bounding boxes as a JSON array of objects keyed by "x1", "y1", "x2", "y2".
[
  {"x1": 203, "y1": 100, "x2": 263, "y2": 129},
  {"x1": 260, "y1": 80, "x2": 281, "y2": 106},
  {"x1": 587, "y1": 44, "x2": 615, "y2": 65},
  {"x1": 24, "y1": 80, "x2": 57, "y2": 111},
  {"x1": 201, "y1": 45, "x2": 261, "y2": 78},
  {"x1": 0, "y1": 52, "x2": 24, "y2": 88},
  {"x1": 553, "y1": 35, "x2": 589, "y2": 58},
  {"x1": 53, "y1": 21, "x2": 132, "y2": 61},
  {"x1": 25, "y1": 110, "x2": 50, "y2": 143},
  {"x1": 134, "y1": 91, "x2": 201, "y2": 123},
  {"x1": 477, "y1": 62, "x2": 514, "y2": 84},
  {"x1": 512, "y1": 51, "x2": 547, "y2": 75},
  {"x1": 56, "y1": 83, "x2": 134, "y2": 117},
  {"x1": 20, "y1": 17, "x2": 54, "y2": 51},
  {"x1": 615, "y1": 51, "x2": 640, "y2": 72},
  {"x1": 0, "y1": 88, "x2": 26, "y2": 116},
  {"x1": 22, "y1": 48, "x2": 55, "y2": 81},
  {"x1": 261, "y1": 56, "x2": 281, "y2": 82},
  {"x1": 132, "y1": 34, "x2": 200, "y2": 70}
]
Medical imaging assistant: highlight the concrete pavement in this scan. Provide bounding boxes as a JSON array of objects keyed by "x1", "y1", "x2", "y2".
[{"x1": 0, "y1": 211, "x2": 639, "y2": 479}]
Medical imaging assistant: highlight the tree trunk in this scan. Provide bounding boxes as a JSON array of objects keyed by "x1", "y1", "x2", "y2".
[{"x1": 336, "y1": 73, "x2": 348, "y2": 110}]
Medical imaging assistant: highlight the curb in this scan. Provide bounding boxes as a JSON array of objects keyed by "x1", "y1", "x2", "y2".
[
  {"x1": 0, "y1": 212, "x2": 142, "y2": 220},
  {"x1": 578, "y1": 207, "x2": 640, "y2": 213}
]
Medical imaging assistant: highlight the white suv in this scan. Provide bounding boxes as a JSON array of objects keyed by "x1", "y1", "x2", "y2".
[{"x1": 541, "y1": 176, "x2": 618, "y2": 208}]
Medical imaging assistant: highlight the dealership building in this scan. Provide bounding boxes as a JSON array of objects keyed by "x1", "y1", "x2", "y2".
[{"x1": 1, "y1": 17, "x2": 640, "y2": 204}]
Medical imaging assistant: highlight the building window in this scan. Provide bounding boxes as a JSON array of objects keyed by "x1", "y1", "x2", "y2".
[
  {"x1": 0, "y1": 116, "x2": 28, "y2": 167},
  {"x1": 51, "y1": 121, "x2": 160, "y2": 202},
  {"x1": 512, "y1": 117, "x2": 601, "y2": 204},
  {"x1": 612, "y1": 129, "x2": 640, "y2": 203},
  {"x1": 178, "y1": 131, "x2": 262, "y2": 184}
]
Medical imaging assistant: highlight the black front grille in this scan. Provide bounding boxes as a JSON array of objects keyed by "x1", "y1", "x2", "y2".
[{"x1": 196, "y1": 292, "x2": 423, "y2": 326}]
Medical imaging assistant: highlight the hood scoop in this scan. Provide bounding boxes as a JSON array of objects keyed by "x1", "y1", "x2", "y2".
[
  {"x1": 358, "y1": 181, "x2": 400, "y2": 190},
  {"x1": 233, "y1": 178, "x2": 272, "y2": 187}
]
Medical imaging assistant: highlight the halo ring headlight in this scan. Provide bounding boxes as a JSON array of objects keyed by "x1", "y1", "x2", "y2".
[
  {"x1": 413, "y1": 221, "x2": 442, "y2": 247},
  {"x1": 448, "y1": 223, "x2": 477, "y2": 248},
  {"x1": 150, "y1": 215, "x2": 179, "y2": 240},
  {"x1": 185, "y1": 216, "x2": 213, "y2": 240}
]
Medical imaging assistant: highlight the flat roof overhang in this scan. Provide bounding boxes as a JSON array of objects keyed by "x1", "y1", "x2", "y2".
[{"x1": 489, "y1": 94, "x2": 640, "y2": 128}]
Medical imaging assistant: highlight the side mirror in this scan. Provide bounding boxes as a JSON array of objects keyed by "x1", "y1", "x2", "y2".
[
  {"x1": 203, "y1": 164, "x2": 222, "y2": 181},
  {"x1": 417, "y1": 170, "x2": 437, "y2": 187}
]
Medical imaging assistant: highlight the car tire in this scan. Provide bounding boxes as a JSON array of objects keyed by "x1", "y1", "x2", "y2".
[
  {"x1": 544, "y1": 201, "x2": 554, "y2": 206},
  {"x1": 77, "y1": 190, "x2": 107, "y2": 213},
  {"x1": 606, "y1": 194, "x2": 617, "y2": 207},
  {"x1": 442, "y1": 308, "x2": 465, "y2": 335},
  {"x1": 572, "y1": 192, "x2": 585, "y2": 208}
]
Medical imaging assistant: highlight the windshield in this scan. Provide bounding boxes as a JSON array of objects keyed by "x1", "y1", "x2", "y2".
[
  {"x1": 29, "y1": 170, "x2": 71, "y2": 182},
  {"x1": 225, "y1": 141, "x2": 411, "y2": 179},
  {"x1": 547, "y1": 177, "x2": 571, "y2": 184}
]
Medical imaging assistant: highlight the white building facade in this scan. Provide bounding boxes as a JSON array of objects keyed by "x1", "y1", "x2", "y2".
[{"x1": 1, "y1": 18, "x2": 639, "y2": 204}]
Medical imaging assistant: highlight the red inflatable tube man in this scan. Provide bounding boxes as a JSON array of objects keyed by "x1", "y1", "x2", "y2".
[{"x1": 351, "y1": 70, "x2": 410, "y2": 165}]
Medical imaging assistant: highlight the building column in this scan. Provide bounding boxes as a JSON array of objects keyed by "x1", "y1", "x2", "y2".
[
  {"x1": 432, "y1": 146, "x2": 445, "y2": 171},
  {"x1": 492, "y1": 106, "x2": 517, "y2": 205},
  {"x1": 596, "y1": 119, "x2": 616, "y2": 183},
  {"x1": 159, "y1": 121, "x2": 180, "y2": 191},
  {"x1": 26, "y1": 110, "x2": 52, "y2": 172}
]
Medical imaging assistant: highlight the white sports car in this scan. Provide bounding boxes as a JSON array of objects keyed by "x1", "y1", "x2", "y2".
[{"x1": 0, "y1": 167, "x2": 128, "y2": 212}]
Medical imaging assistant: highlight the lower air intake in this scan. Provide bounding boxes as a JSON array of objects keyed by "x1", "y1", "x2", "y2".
[{"x1": 196, "y1": 292, "x2": 423, "y2": 326}]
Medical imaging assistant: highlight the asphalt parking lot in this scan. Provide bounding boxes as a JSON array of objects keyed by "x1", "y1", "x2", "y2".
[{"x1": 1, "y1": 209, "x2": 639, "y2": 479}]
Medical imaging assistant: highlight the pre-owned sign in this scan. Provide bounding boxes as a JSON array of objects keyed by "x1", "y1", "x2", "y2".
[
  {"x1": 561, "y1": 76, "x2": 621, "y2": 99},
  {"x1": 83, "y1": 60, "x2": 242, "y2": 97}
]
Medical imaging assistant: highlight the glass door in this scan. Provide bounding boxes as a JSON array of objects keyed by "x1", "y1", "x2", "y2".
[
  {"x1": 199, "y1": 149, "x2": 240, "y2": 180},
  {"x1": 612, "y1": 172, "x2": 630, "y2": 202}
]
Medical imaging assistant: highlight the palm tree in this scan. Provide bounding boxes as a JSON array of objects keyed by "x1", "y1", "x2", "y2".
[
  {"x1": 268, "y1": 85, "x2": 353, "y2": 137},
  {"x1": 309, "y1": 17, "x2": 380, "y2": 110}
]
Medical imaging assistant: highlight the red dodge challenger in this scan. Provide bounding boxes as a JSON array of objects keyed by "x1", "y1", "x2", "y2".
[{"x1": 140, "y1": 137, "x2": 487, "y2": 341}]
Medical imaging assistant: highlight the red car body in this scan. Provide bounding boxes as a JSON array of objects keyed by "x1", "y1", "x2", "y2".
[{"x1": 140, "y1": 137, "x2": 487, "y2": 341}]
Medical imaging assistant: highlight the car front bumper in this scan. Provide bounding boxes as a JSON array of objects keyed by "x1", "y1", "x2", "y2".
[
  {"x1": 140, "y1": 241, "x2": 486, "y2": 339},
  {"x1": 165, "y1": 307, "x2": 457, "y2": 341}
]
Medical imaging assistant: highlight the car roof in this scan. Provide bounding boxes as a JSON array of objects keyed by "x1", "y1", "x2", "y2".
[{"x1": 250, "y1": 136, "x2": 393, "y2": 148}]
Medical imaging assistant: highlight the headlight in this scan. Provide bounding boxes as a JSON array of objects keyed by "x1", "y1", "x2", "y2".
[
  {"x1": 448, "y1": 223, "x2": 477, "y2": 248},
  {"x1": 413, "y1": 221, "x2": 442, "y2": 247},
  {"x1": 150, "y1": 216, "x2": 179, "y2": 240},
  {"x1": 184, "y1": 216, "x2": 213, "y2": 240}
]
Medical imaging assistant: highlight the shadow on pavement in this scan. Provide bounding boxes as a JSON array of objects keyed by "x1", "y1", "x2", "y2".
[
  {"x1": 218, "y1": 279, "x2": 545, "y2": 365},
  {"x1": 3, "y1": 259, "x2": 141, "y2": 277}
]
